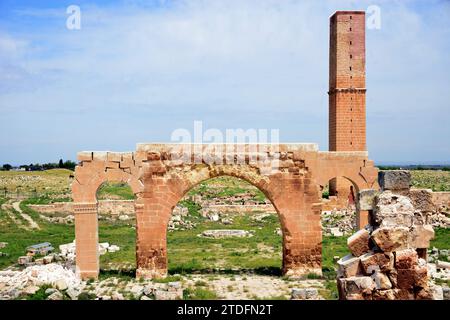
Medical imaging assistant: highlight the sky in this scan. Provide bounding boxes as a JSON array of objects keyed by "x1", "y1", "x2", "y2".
[{"x1": 0, "y1": 0, "x2": 449, "y2": 165}]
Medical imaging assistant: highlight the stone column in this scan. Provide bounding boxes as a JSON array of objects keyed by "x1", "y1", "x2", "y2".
[{"x1": 74, "y1": 202, "x2": 99, "y2": 279}]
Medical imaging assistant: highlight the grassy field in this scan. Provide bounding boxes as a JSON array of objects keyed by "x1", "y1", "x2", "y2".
[{"x1": 0, "y1": 170, "x2": 449, "y2": 300}]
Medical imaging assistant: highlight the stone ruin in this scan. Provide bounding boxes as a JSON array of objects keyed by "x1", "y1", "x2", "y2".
[{"x1": 338, "y1": 171, "x2": 444, "y2": 300}]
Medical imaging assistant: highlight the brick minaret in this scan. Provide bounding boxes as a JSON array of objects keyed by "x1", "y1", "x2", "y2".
[
  {"x1": 328, "y1": 11, "x2": 366, "y2": 200},
  {"x1": 329, "y1": 11, "x2": 366, "y2": 151}
]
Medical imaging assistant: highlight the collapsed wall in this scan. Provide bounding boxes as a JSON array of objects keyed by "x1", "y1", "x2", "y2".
[{"x1": 337, "y1": 171, "x2": 442, "y2": 300}]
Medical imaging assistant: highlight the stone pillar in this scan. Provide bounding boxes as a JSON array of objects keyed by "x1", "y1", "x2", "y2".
[
  {"x1": 74, "y1": 202, "x2": 99, "y2": 279},
  {"x1": 356, "y1": 189, "x2": 378, "y2": 230},
  {"x1": 135, "y1": 200, "x2": 168, "y2": 279},
  {"x1": 278, "y1": 177, "x2": 322, "y2": 277}
]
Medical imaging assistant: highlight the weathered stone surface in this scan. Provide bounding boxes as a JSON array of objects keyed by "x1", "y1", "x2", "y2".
[
  {"x1": 371, "y1": 227, "x2": 409, "y2": 252},
  {"x1": 291, "y1": 288, "x2": 319, "y2": 300},
  {"x1": 430, "y1": 284, "x2": 444, "y2": 300},
  {"x1": 357, "y1": 189, "x2": 378, "y2": 211},
  {"x1": 396, "y1": 269, "x2": 416, "y2": 290},
  {"x1": 443, "y1": 287, "x2": 450, "y2": 300},
  {"x1": 360, "y1": 251, "x2": 393, "y2": 274},
  {"x1": 338, "y1": 276, "x2": 376, "y2": 296},
  {"x1": 54, "y1": 279, "x2": 68, "y2": 291},
  {"x1": 410, "y1": 225, "x2": 435, "y2": 249},
  {"x1": 347, "y1": 229, "x2": 370, "y2": 257},
  {"x1": 413, "y1": 266, "x2": 428, "y2": 288},
  {"x1": 372, "y1": 289, "x2": 397, "y2": 300},
  {"x1": 23, "y1": 285, "x2": 40, "y2": 295},
  {"x1": 395, "y1": 249, "x2": 418, "y2": 270},
  {"x1": 47, "y1": 291, "x2": 63, "y2": 300},
  {"x1": 378, "y1": 170, "x2": 411, "y2": 191},
  {"x1": 372, "y1": 192, "x2": 415, "y2": 227},
  {"x1": 401, "y1": 189, "x2": 435, "y2": 213},
  {"x1": 372, "y1": 272, "x2": 392, "y2": 290},
  {"x1": 337, "y1": 254, "x2": 362, "y2": 278},
  {"x1": 154, "y1": 289, "x2": 183, "y2": 300}
]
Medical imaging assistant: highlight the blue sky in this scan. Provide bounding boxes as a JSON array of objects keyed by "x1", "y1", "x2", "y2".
[{"x1": 0, "y1": 0, "x2": 449, "y2": 165}]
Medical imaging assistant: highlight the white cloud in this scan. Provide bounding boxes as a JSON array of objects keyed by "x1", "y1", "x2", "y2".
[{"x1": 0, "y1": 0, "x2": 449, "y2": 164}]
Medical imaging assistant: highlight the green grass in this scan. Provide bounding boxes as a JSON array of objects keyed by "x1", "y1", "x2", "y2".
[
  {"x1": 183, "y1": 287, "x2": 218, "y2": 300},
  {"x1": 430, "y1": 228, "x2": 450, "y2": 250},
  {"x1": 97, "y1": 182, "x2": 135, "y2": 200}
]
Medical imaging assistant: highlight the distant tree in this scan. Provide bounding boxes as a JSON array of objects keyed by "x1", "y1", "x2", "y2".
[
  {"x1": 59, "y1": 159, "x2": 64, "y2": 168},
  {"x1": 63, "y1": 160, "x2": 76, "y2": 170},
  {"x1": 2, "y1": 164, "x2": 12, "y2": 171}
]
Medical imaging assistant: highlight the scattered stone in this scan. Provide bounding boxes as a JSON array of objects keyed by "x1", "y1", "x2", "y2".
[
  {"x1": 141, "y1": 295, "x2": 152, "y2": 300},
  {"x1": 45, "y1": 288, "x2": 57, "y2": 295},
  {"x1": 23, "y1": 285, "x2": 40, "y2": 295},
  {"x1": 47, "y1": 291, "x2": 63, "y2": 300},
  {"x1": 66, "y1": 288, "x2": 80, "y2": 300},
  {"x1": 18, "y1": 256, "x2": 32, "y2": 265},
  {"x1": 154, "y1": 289, "x2": 182, "y2": 300},
  {"x1": 118, "y1": 215, "x2": 130, "y2": 221},
  {"x1": 0, "y1": 242, "x2": 7, "y2": 249},
  {"x1": 54, "y1": 279, "x2": 68, "y2": 291},
  {"x1": 200, "y1": 229, "x2": 252, "y2": 238},
  {"x1": 291, "y1": 288, "x2": 319, "y2": 300},
  {"x1": 359, "y1": 251, "x2": 393, "y2": 274}
]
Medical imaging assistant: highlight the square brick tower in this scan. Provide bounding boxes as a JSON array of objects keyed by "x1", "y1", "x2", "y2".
[
  {"x1": 329, "y1": 11, "x2": 366, "y2": 151},
  {"x1": 328, "y1": 11, "x2": 366, "y2": 200}
]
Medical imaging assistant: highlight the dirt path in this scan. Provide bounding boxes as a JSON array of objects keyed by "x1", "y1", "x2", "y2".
[{"x1": 12, "y1": 201, "x2": 40, "y2": 230}]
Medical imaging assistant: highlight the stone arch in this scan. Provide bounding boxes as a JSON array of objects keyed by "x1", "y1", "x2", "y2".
[
  {"x1": 71, "y1": 151, "x2": 144, "y2": 279},
  {"x1": 136, "y1": 160, "x2": 323, "y2": 279}
]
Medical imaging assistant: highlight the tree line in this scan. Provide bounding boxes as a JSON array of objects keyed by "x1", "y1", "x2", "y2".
[{"x1": 1, "y1": 159, "x2": 76, "y2": 171}]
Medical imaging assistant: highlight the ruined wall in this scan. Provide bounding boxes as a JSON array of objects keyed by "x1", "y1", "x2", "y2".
[
  {"x1": 338, "y1": 171, "x2": 439, "y2": 300},
  {"x1": 29, "y1": 200, "x2": 135, "y2": 216}
]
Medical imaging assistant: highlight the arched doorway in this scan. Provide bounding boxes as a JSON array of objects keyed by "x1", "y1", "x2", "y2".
[{"x1": 166, "y1": 176, "x2": 283, "y2": 275}]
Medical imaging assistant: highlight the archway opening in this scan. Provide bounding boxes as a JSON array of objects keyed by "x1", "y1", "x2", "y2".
[
  {"x1": 96, "y1": 182, "x2": 136, "y2": 278},
  {"x1": 166, "y1": 176, "x2": 283, "y2": 276},
  {"x1": 321, "y1": 176, "x2": 359, "y2": 256}
]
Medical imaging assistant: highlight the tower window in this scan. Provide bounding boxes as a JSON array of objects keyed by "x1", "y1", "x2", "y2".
[
  {"x1": 349, "y1": 66, "x2": 352, "y2": 71},
  {"x1": 350, "y1": 16, "x2": 352, "y2": 20},
  {"x1": 350, "y1": 54, "x2": 352, "y2": 59},
  {"x1": 350, "y1": 41, "x2": 352, "y2": 45},
  {"x1": 349, "y1": 27, "x2": 352, "y2": 31}
]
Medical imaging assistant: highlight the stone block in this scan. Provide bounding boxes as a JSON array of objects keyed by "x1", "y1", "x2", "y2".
[
  {"x1": 372, "y1": 272, "x2": 392, "y2": 290},
  {"x1": 409, "y1": 225, "x2": 435, "y2": 249},
  {"x1": 378, "y1": 170, "x2": 411, "y2": 191},
  {"x1": 372, "y1": 289, "x2": 397, "y2": 300},
  {"x1": 360, "y1": 251, "x2": 393, "y2": 274},
  {"x1": 402, "y1": 189, "x2": 435, "y2": 213},
  {"x1": 396, "y1": 269, "x2": 416, "y2": 290},
  {"x1": 107, "y1": 152, "x2": 122, "y2": 162},
  {"x1": 373, "y1": 191, "x2": 415, "y2": 227},
  {"x1": 77, "y1": 152, "x2": 93, "y2": 162},
  {"x1": 371, "y1": 226, "x2": 409, "y2": 252},
  {"x1": 338, "y1": 276, "x2": 376, "y2": 296},
  {"x1": 337, "y1": 254, "x2": 362, "y2": 278},
  {"x1": 357, "y1": 189, "x2": 378, "y2": 211},
  {"x1": 347, "y1": 229, "x2": 370, "y2": 257},
  {"x1": 395, "y1": 249, "x2": 418, "y2": 269}
]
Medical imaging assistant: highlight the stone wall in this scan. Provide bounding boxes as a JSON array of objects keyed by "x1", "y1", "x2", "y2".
[
  {"x1": 29, "y1": 200, "x2": 135, "y2": 216},
  {"x1": 337, "y1": 170, "x2": 442, "y2": 300}
]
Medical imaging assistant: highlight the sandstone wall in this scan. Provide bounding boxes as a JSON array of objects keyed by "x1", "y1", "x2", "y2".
[{"x1": 29, "y1": 200, "x2": 135, "y2": 216}]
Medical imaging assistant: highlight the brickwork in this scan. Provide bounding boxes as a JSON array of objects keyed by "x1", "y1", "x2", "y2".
[
  {"x1": 329, "y1": 11, "x2": 368, "y2": 204},
  {"x1": 72, "y1": 144, "x2": 378, "y2": 279}
]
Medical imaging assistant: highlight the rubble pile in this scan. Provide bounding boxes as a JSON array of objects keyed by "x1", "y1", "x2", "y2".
[
  {"x1": 168, "y1": 205, "x2": 196, "y2": 231},
  {"x1": 337, "y1": 171, "x2": 445, "y2": 300},
  {"x1": 0, "y1": 263, "x2": 83, "y2": 300},
  {"x1": 321, "y1": 209, "x2": 355, "y2": 236}
]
